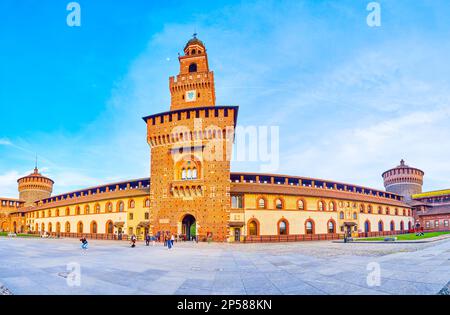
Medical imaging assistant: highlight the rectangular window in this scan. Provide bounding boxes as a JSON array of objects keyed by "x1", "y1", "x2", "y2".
[
  {"x1": 144, "y1": 212, "x2": 149, "y2": 220},
  {"x1": 435, "y1": 220, "x2": 439, "y2": 228},
  {"x1": 129, "y1": 213, "x2": 134, "y2": 220},
  {"x1": 444, "y1": 220, "x2": 449, "y2": 227},
  {"x1": 426, "y1": 221, "x2": 430, "y2": 228},
  {"x1": 231, "y1": 195, "x2": 243, "y2": 209}
]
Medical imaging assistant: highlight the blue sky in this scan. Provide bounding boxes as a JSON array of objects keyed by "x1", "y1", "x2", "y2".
[{"x1": 1, "y1": 0, "x2": 450, "y2": 197}]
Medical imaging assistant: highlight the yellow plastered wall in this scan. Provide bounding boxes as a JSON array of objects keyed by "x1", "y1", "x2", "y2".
[
  {"x1": 359, "y1": 213, "x2": 413, "y2": 232},
  {"x1": 240, "y1": 193, "x2": 413, "y2": 236},
  {"x1": 26, "y1": 196, "x2": 150, "y2": 235}
]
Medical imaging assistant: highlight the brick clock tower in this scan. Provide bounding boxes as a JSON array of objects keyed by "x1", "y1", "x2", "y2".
[{"x1": 143, "y1": 35, "x2": 239, "y2": 242}]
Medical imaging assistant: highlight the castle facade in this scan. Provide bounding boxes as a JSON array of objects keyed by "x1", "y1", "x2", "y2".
[{"x1": 2, "y1": 36, "x2": 447, "y2": 242}]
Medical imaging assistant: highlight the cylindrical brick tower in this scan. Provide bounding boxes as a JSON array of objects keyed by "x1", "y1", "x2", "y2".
[
  {"x1": 17, "y1": 167, "x2": 54, "y2": 206},
  {"x1": 382, "y1": 160, "x2": 424, "y2": 203}
]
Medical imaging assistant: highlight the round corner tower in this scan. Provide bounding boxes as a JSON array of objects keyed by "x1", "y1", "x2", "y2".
[
  {"x1": 17, "y1": 167, "x2": 54, "y2": 206},
  {"x1": 382, "y1": 160, "x2": 424, "y2": 203}
]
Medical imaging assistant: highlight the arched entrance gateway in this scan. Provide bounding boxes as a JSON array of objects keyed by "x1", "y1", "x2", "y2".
[{"x1": 182, "y1": 214, "x2": 196, "y2": 241}]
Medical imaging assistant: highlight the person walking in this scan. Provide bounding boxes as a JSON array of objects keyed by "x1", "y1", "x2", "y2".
[
  {"x1": 167, "y1": 235, "x2": 172, "y2": 250},
  {"x1": 170, "y1": 234, "x2": 175, "y2": 247},
  {"x1": 80, "y1": 237, "x2": 88, "y2": 250},
  {"x1": 130, "y1": 234, "x2": 137, "y2": 248},
  {"x1": 145, "y1": 233, "x2": 151, "y2": 246}
]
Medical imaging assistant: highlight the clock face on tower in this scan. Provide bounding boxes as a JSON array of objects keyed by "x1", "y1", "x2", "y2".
[{"x1": 185, "y1": 90, "x2": 197, "y2": 102}]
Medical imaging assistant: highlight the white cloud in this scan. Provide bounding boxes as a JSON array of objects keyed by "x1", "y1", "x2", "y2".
[
  {"x1": 0, "y1": 138, "x2": 12, "y2": 146},
  {"x1": 2, "y1": 1, "x2": 450, "y2": 196},
  {"x1": 0, "y1": 171, "x2": 23, "y2": 198}
]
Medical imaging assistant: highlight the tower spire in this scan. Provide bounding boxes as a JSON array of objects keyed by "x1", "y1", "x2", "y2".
[{"x1": 34, "y1": 154, "x2": 38, "y2": 173}]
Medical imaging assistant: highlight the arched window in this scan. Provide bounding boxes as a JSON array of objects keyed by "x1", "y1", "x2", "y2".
[
  {"x1": 145, "y1": 199, "x2": 150, "y2": 207},
  {"x1": 278, "y1": 220, "x2": 288, "y2": 235},
  {"x1": 91, "y1": 221, "x2": 97, "y2": 234},
  {"x1": 95, "y1": 204, "x2": 101, "y2": 214},
  {"x1": 339, "y1": 211, "x2": 344, "y2": 219},
  {"x1": 353, "y1": 212, "x2": 357, "y2": 220},
  {"x1": 248, "y1": 220, "x2": 258, "y2": 236},
  {"x1": 129, "y1": 200, "x2": 135, "y2": 208},
  {"x1": 378, "y1": 221, "x2": 384, "y2": 232},
  {"x1": 408, "y1": 221, "x2": 412, "y2": 230},
  {"x1": 192, "y1": 168, "x2": 198, "y2": 179},
  {"x1": 386, "y1": 207, "x2": 390, "y2": 215},
  {"x1": 390, "y1": 221, "x2": 395, "y2": 231},
  {"x1": 378, "y1": 207, "x2": 382, "y2": 214},
  {"x1": 328, "y1": 220, "x2": 335, "y2": 234},
  {"x1": 368, "y1": 206, "x2": 372, "y2": 214},
  {"x1": 395, "y1": 208, "x2": 398, "y2": 216},
  {"x1": 305, "y1": 220, "x2": 314, "y2": 235},
  {"x1": 400, "y1": 221, "x2": 404, "y2": 231},
  {"x1": 275, "y1": 199, "x2": 283, "y2": 209},
  {"x1": 48, "y1": 210, "x2": 52, "y2": 217},
  {"x1": 118, "y1": 201, "x2": 124, "y2": 212},
  {"x1": 41, "y1": 223, "x2": 45, "y2": 232},
  {"x1": 106, "y1": 221, "x2": 114, "y2": 234},
  {"x1": 77, "y1": 221, "x2": 83, "y2": 234},
  {"x1": 106, "y1": 203, "x2": 112, "y2": 213},
  {"x1": 318, "y1": 201, "x2": 325, "y2": 211},
  {"x1": 65, "y1": 222, "x2": 71, "y2": 233},
  {"x1": 182, "y1": 169, "x2": 187, "y2": 180},
  {"x1": 48, "y1": 222, "x2": 52, "y2": 233},
  {"x1": 258, "y1": 198, "x2": 266, "y2": 209},
  {"x1": 56, "y1": 222, "x2": 61, "y2": 233},
  {"x1": 76, "y1": 206, "x2": 81, "y2": 215},
  {"x1": 187, "y1": 169, "x2": 192, "y2": 179},
  {"x1": 189, "y1": 63, "x2": 198, "y2": 73},
  {"x1": 65, "y1": 208, "x2": 70, "y2": 216},
  {"x1": 360, "y1": 204, "x2": 365, "y2": 213},
  {"x1": 364, "y1": 220, "x2": 371, "y2": 233},
  {"x1": 56, "y1": 209, "x2": 60, "y2": 216},
  {"x1": 297, "y1": 199, "x2": 305, "y2": 210},
  {"x1": 85, "y1": 205, "x2": 90, "y2": 215},
  {"x1": 402, "y1": 209, "x2": 406, "y2": 216},
  {"x1": 329, "y1": 202, "x2": 335, "y2": 211}
]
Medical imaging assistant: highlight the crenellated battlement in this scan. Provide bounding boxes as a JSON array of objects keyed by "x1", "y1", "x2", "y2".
[
  {"x1": 143, "y1": 105, "x2": 238, "y2": 148},
  {"x1": 17, "y1": 168, "x2": 54, "y2": 207},
  {"x1": 382, "y1": 160, "x2": 424, "y2": 202}
]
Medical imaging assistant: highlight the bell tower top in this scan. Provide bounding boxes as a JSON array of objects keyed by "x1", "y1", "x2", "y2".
[{"x1": 169, "y1": 34, "x2": 216, "y2": 110}]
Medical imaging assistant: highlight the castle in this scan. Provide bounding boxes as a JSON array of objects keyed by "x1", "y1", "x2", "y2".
[{"x1": 1, "y1": 36, "x2": 448, "y2": 241}]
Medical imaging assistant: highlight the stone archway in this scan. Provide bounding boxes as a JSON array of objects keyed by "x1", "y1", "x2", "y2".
[{"x1": 181, "y1": 214, "x2": 196, "y2": 241}]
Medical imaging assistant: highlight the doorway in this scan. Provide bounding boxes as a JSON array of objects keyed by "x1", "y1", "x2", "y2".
[
  {"x1": 234, "y1": 228, "x2": 241, "y2": 242},
  {"x1": 182, "y1": 214, "x2": 196, "y2": 241}
]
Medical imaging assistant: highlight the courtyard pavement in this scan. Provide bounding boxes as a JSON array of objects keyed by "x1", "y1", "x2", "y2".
[{"x1": 1, "y1": 237, "x2": 450, "y2": 295}]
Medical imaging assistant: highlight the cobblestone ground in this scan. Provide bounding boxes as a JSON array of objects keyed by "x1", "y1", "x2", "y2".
[{"x1": 0, "y1": 237, "x2": 449, "y2": 295}]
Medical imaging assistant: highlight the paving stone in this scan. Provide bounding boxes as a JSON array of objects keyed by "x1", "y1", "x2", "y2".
[{"x1": 1, "y1": 237, "x2": 450, "y2": 295}]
